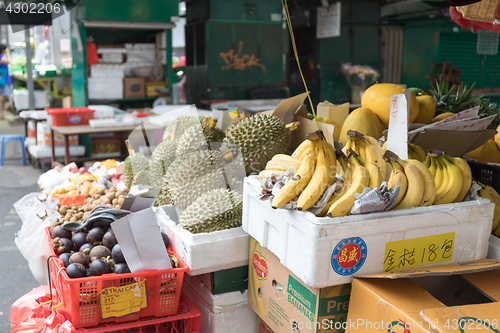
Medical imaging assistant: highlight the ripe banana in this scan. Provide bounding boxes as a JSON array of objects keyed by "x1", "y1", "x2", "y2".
[
  {"x1": 477, "y1": 183, "x2": 500, "y2": 233},
  {"x1": 363, "y1": 135, "x2": 387, "y2": 180},
  {"x1": 432, "y1": 157, "x2": 445, "y2": 191},
  {"x1": 444, "y1": 155, "x2": 471, "y2": 203},
  {"x1": 387, "y1": 160, "x2": 408, "y2": 208},
  {"x1": 360, "y1": 156, "x2": 383, "y2": 189},
  {"x1": 258, "y1": 169, "x2": 285, "y2": 180},
  {"x1": 406, "y1": 159, "x2": 436, "y2": 206},
  {"x1": 272, "y1": 144, "x2": 317, "y2": 208},
  {"x1": 423, "y1": 155, "x2": 431, "y2": 169},
  {"x1": 265, "y1": 156, "x2": 302, "y2": 172},
  {"x1": 433, "y1": 155, "x2": 463, "y2": 205},
  {"x1": 319, "y1": 165, "x2": 353, "y2": 217},
  {"x1": 408, "y1": 143, "x2": 426, "y2": 162},
  {"x1": 297, "y1": 140, "x2": 333, "y2": 211},
  {"x1": 291, "y1": 139, "x2": 312, "y2": 159},
  {"x1": 393, "y1": 159, "x2": 425, "y2": 210},
  {"x1": 327, "y1": 151, "x2": 369, "y2": 217}
]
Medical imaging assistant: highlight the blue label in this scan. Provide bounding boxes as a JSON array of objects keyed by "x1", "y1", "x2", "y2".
[
  {"x1": 331, "y1": 237, "x2": 367, "y2": 276},
  {"x1": 131, "y1": 84, "x2": 141, "y2": 92},
  {"x1": 69, "y1": 115, "x2": 82, "y2": 124}
]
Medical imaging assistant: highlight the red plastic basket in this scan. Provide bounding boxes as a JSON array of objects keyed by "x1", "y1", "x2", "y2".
[
  {"x1": 73, "y1": 295, "x2": 201, "y2": 333},
  {"x1": 46, "y1": 107, "x2": 95, "y2": 126},
  {"x1": 46, "y1": 227, "x2": 189, "y2": 329}
]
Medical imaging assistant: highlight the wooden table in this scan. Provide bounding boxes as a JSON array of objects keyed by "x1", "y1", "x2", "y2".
[{"x1": 49, "y1": 124, "x2": 139, "y2": 166}]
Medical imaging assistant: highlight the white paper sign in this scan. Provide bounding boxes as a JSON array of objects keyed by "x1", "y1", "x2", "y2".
[
  {"x1": 316, "y1": 2, "x2": 341, "y2": 39},
  {"x1": 386, "y1": 90, "x2": 411, "y2": 160},
  {"x1": 111, "y1": 208, "x2": 172, "y2": 273}
]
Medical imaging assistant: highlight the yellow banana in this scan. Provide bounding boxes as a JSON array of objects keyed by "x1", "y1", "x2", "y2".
[
  {"x1": 433, "y1": 157, "x2": 446, "y2": 192},
  {"x1": 265, "y1": 157, "x2": 302, "y2": 172},
  {"x1": 408, "y1": 142, "x2": 426, "y2": 162},
  {"x1": 258, "y1": 169, "x2": 285, "y2": 180},
  {"x1": 444, "y1": 155, "x2": 471, "y2": 203},
  {"x1": 433, "y1": 155, "x2": 463, "y2": 205},
  {"x1": 387, "y1": 160, "x2": 408, "y2": 208},
  {"x1": 319, "y1": 165, "x2": 353, "y2": 217},
  {"x1": 323, "y1": 140, "x2": 338, "y2": 186},
  {"x1": 359, "y1": 156, "x2": 382, "y2": 189},
  {"x1": 327, "y1": 152, "x2": 369, "y2": 217},
  {"x1": 478, "y1": 183, "x2": 500, "y2": 233},
  {"x1": 363, "y1": 136, "x2": 387, "y2": 180},
  {"x1": 341, "y1": 137, "x2": 354, "y2": 156},
  {"x1": 272, "y1": 144, "x2": 317, "y2": 208},
  {"x1": 423, "y1": 155, "x2": 431, "y2": 169},
  {"x1": 297, "y1": 140, "x2": 332, "y2": 211},
  {"x1": 271, "y1": 154, "x2": 301, "y2": 164},
  {"x1": 393, "y1": 159, "x2": 425, "y2": 210},
  {"x1": 291, "y1": 140, "x2": 312, "y2": 159},
  {"x1": 406, "y1": 159, "x2": 436, "y2": 206}
]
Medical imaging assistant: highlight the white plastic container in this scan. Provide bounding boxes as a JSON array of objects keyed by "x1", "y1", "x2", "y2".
[
  {"x1": 28, "y1": 145, "x2": 85, "y2": 159},
  {"x1": 87, "y1": 78, "x2": 123, "y2": 100},
  {"x1": 90, "y1": 64, "x2": 125, "y2": 78},
  {"x1": 182, "y1": 274, "x2": 257, "y2": 333},
  {"x1": 155, "y1": 205, "x2": 250, "y2": 276},
  {"x1": 13, "y1": 90, "x2": 50, "y2": 110},
  {"x1": 243, "y1": 176, "x2": 494, "y2": 288}
]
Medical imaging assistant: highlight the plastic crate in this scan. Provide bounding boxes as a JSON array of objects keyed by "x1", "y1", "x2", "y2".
[
  {"x1": 468, "y1": 159, "x2": 500, "y2": 191},
  {"x1": 46, "y1": 227, "x2": 189, "y2": 328},
  {"x1": 46, "y1": 107, "x2": 95, "y2": 126},
  {"x1": 74, "y1": 295, "x2": 201, "y2": 333}
]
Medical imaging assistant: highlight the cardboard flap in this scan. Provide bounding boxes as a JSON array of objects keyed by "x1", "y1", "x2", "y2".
[
  {"x1": 359, "y1": 259, "x2": 500, "y2": 279},
  {"x1": 267, "y1": 92, "x2": 309, "y2": 124},
  {"x1": 410, "y1": 129, "x2": 496, "y2": 157},
  {"x1": 420, "y1": 303, "x2": 500, "y2": 331}
]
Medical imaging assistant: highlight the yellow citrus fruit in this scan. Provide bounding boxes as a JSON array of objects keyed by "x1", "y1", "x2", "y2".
[
  {"x1": 361, "y1": 83, "x2": 419, "y2": 128},
  {"x1": 339, "y1": 107, "x2": 385, "y2": 145},
  {"x1": 466, "y1": 138, "x2": 500, "y2": 163},
  {"x1": 431, "y1": 112, "x2": 455, "y2": 123},
  {"x1": 413, "y1": 95, "x2": 437, "y2": 124}
]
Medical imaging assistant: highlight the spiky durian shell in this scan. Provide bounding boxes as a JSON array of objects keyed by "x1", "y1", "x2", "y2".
[
  {"x1": 149, "y1": 141, "x2": 177, "y2": 186},
  {"x1": 130, "y1": 153, "x2": 149, "y2": 174},
  {"x1": 133, "y1": 170, "x2": 150, "y2": 186},
  {"x1": 176, "y1": 122, "x2": 226, "y2": 156},
  {"x1": 154, "y1": 176, "x2": 175, "y2": 207},
  {"x1": 162, "y1": 115, "x2": 204, "y2": 141},
  {"x1": 223, "y1": 114, "x2": 289, "y2": 175},
  {"x1": 165, "y1": 149, "x2": 227, "y2": 209},
  {"x1": 123, "y1": 156, "x2": 134, "y2": 188},
  {"x1": 178, "y1": 188, "x2": 243, "y2": 234}
]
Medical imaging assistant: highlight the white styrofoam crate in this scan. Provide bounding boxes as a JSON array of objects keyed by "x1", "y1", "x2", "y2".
[
  {"x1": 13, "y1": 90, "x2": 50, "y2": 110},
  {"x1": 182, "y1": 274, "x2": 257, "y2": 333},
  {"x1": 487, "y1": 234, "x2": 500, "y2": 259},
  {"x1": 90, "y1": 64, "x2": 125, "y2": 78},
  {"x1": 243, "y1": 176, "x2": 494, "y2": 288},
  {"x1": 87, "y1": 78, "x2": 123, "y2": 100},
  {"x1": 155, "y1": 205, "x2": 249, "y2": 276}
]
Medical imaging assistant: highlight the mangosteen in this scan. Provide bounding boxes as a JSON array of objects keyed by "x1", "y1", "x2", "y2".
[
  {"x1": 161, "y1": 232, "x2": 170, "y2": 248},
  {"x1": 113, "y1": 263, "x2": 130, "y2": 274},
  {"x1": 69, "y1": 252, "x2": 90, "y2": 267},
  {"x1": 86, "y1": 268, "x2": 93, "y2": 277},
  {"x1": 111, "y1": 244, "x2": 125, "y2": 264},
  {"x1": 87, "y1": 227, "x2": 105, "y2": 245},
  {"x1": 53, "y1": 237, "x2": 73, "y2": 254},
  {"x1": 89, "y1": 245, "x2": 111, "y2": 262},
  {"x1": 102, "y1": 229, "x2": 117, "y2": 249},
  {"x1": 51, "y1": 225, "x2": 72, "y2": 239},
  {"x1": 72, "y1": 232, "x2": 88, "y2": 250},
  {"x1": 58, "y1": 252, "x2": 71, "y2": 267},
  {"x1": 66, "y1": 263, "x2": 86, "y2": 278},
  {"x1": 79, "y1": 243, "x2": 94, "y2": 254},
  {"x1": 89, "y1": 259, "x2": 111, "y2": 276}
]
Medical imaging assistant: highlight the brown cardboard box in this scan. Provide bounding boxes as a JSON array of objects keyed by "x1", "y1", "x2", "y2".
[
  {"x1": 123, "y1": 77, "x2": 145, "y2": 98},
  {"x1": 346, "y1": 259, "x2": 500, "y2": 333},
  {"x1": 248, "y1": 237, "x2": 351, "y2": 333}
]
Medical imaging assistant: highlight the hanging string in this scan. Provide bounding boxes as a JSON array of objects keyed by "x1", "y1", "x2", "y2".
[{"x1": 281, "y1": 0, "x2": 319, "y2": 130}]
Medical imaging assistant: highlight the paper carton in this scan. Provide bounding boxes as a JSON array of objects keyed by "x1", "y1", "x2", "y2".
[
  {"x1": 123, "y1": 77, "x2": 145, "y2": 98},
  {"x1": 346, "y1": 259, "x2": 500, "y2": 333},
  {"x1": 248, "y1": 238, "x2": 351, "y2": 333}
]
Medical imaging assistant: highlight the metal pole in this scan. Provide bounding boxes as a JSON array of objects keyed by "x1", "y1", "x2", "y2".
[{"x1": 24, "y1": 25, "x2": 34, "y2": 110}]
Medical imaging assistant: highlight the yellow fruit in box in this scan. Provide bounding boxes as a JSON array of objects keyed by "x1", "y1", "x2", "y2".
[
  {"x1": 413, "y1": 95, "x2": 437, "y2": 124},
  {"x1": 465, "y1": 138, "x2": 500, "y2": 164},
  {"x1": 316, "y1": 117, "x2": 341, "y2": 142},
  {"x1": 361, "y1": 83, "x2": 419, "y2": 128},
  {"x1": 339, "y1": 107, "x2": 385, "y2": 145},
  {"x1": 89, "y1": 186, "x2": 102, "y2": 196},
  {"x1": 431, "y1": 112, "x2": 455, "y2": 123},
  {"x1": 494, "y1": 124, "x2": 500, "y2": 151}
]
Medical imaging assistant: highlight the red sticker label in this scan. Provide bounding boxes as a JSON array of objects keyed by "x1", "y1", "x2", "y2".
[
  {"x1": 253, "y1": 251, "x2": 268, "y2": 280},
  {"x1": 337, "y1": 243, "x2": 361, "y2": 269}
]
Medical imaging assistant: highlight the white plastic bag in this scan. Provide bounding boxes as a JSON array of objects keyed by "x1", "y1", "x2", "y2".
[{"x1": 14, "y1": 192, "x2": 59, "y2": 285}]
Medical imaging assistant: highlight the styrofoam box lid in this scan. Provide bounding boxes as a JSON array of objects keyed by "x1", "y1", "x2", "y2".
[
  {"x1": 97, "y1": 48, "x2": 126, "y2": 54},
  {"x1": 19, "y1": 110, "x2": 48, "y2": 120},
  {"x1": 91, "y1": 64, "x2": 125, "y2": 69}
]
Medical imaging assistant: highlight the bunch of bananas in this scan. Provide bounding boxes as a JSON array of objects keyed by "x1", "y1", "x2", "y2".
[
  {"x1": 477, "y1": 182, "x2": 500, "y2": 235},
  {"x1": 423, "y1": 151, "x2": 472, "y2": 205},
  {"x1": 384, "y1": 150, "x2": 436, "y2": 209},
  {"x1": 382, "y1": 141, "x2": 427, "y2": 163}
]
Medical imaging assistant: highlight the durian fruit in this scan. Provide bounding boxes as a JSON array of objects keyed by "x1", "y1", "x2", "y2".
[
  {"x1": 133, "y1": 170, "x2": 150, "y2": 186},
  {"x1": 162, "y1": 115, "x2": 204, "y2": 141},
  {"x1": 124, "y1": 153, "x2": 150, "y2": 187},
  {"x1": 176, "y1": 122, "x2": 225, "y2": 157},
  {"x1": 178, "y1": 188, "x2": 243, "y2": 234},
  {"x1": 123, "y1": 156, "x2": 134, "y2": 188},
  {"x1": 154, "y1": 176, "x2": 175, "y2": 207},
  {"x1": 224, "y1": 114, "x2": 289, "y2": 175},
  {"x1": 165, "y1": 149, "x2": 227, "y2": 209},
  {"x1": 149, "y1": 141, "x2": 177, "y2": 186}
]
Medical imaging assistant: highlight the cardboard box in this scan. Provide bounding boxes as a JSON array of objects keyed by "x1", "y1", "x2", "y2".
[
  {"x1": 123, "y1": 77, "x2": 145, "y2": 98},
  {"x1": 243, "y1": 176, "x2": 494, "y2": 288},
  {"x1": 248, "y1": 238, "x2": 351, "y2": 333},
  {"x1": 199, "y1": 265, "x2": 249, "y2": 295},
  {"x1": 257, "y1": 316, "x2": 275, "y2": 333},
  {"x1": 346, "y1": 258, "x2": 500, "y2": 333}
]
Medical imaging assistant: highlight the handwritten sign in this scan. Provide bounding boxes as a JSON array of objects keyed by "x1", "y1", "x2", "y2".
[
  {"x1": 220, "y1": 41, "x2": 266, "y2": 71},
  {"x1": 386, "y1": 90, "x2": 411, "y2": 160},
  {"x1": 100, "y1": 280, "x2": 147, "y2": 319},
  {"x1": 383, "y1": 232, "x2": 455, "y2": 272}
]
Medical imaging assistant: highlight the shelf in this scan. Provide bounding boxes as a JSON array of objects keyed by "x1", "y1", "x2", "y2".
[{"x1": 89, "y1": 97, "x2": 158, "y2": 103}]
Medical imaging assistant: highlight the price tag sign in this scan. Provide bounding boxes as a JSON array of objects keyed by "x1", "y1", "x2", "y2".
[
  {"x1": 383, "y1": 232, "x2": 455, "y2": 272},
  {"x1": 386, "y1": 90, "x2": 411, "y2": 160},
  {"x1": 100, "y1": 280, "x2": 147, "y2": 319}
]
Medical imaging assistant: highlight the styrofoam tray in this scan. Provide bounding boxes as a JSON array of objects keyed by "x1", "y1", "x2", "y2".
[
  {"x1": 155, "y1": 205, "x2": 249, "y2": 276},
  {"x1": 243, "y1": 176, "x2": 494, "y2": 288},
  {"x1": 182, "y1": 274, "x2": 256, "y2": 333}
]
